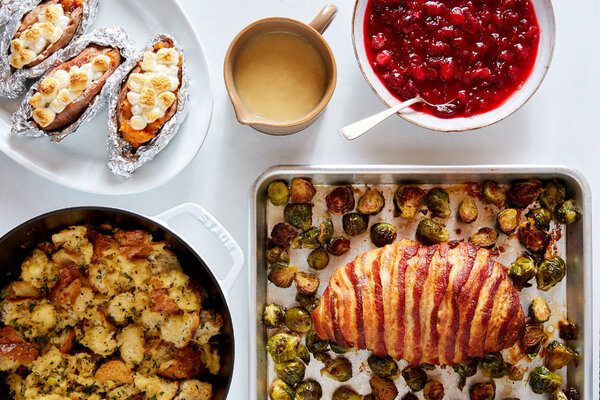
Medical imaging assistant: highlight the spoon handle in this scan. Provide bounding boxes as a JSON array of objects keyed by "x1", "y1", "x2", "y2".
[{"x1": 339, "y1": 97, "x2": 423, "y2": 140}]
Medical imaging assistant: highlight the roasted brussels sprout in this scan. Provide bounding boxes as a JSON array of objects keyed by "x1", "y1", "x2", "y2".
[
  {"x1": 284, "y1": 307, "x2": 312, "y2": 334},
  {"x1": 326, "y1": 186, "x2": 355, "y2": 215},
  {"x1": 559, "y1": 320, "x2": 578, "y2": 341},
  {"x1": 284, "y1": 204, "x2": 313, "y2": 230},
  {"x1": 416, "y1": 218, "x2": 449, "y2": 245},
  {"x1": 267, "y1": 246, "x2": 290, "y2": 265},
  {"x1": 418, "y1": 363, "x2": 436, "y2": 370},
  {"x1": 269, "y1": 378, "x2": 295, "y2": 400},
  {"x1": 329, "y1": 341, "x2": 352, "y2": 354},
  {"x1": 478, "y1": 352, "x2": 508, "y2": 378},
  {"x1": 295, "y1": 380, "x2": 322, "y2": 400},
  {"x1": 529, "y1": 297, "x2": 551, "y2": 323},
  {"x1": 270, "y1": 223, "x2": 298, "y2": 247},
  {"x1": 452, "y1": 358, "x2": 477, "y2": 390},
  {"x1": 537, "y1": 256, "x2": 566, "y2": 291},
  {"x1": 293, "y1": 227, "x2": 320, "y2": 249},
  {"x1": 509, "y1": 179, "x2": 542, "y2": 207},
  {"x1": 497, "y1": 208, "x2": 519, "y2": 234},
  {"x1": 556, "y1": 199, "x2": 582, "y2": 225},
  {"x1": 268, "y1": 265, "x2": 297, "y2": 288},
  {"x1": 263, "y1": 303, "x2": 284, "y2": 329},
  {"x1": 469, "y1": 227, "x2": 498, "y2": 248},
  {"x1": 423, "y1": 381, "x2": 444, "y2": 400},
  {"x1": 327, "y1": 237, "x2": 351, "y2": 256},
  {"x1": 370, "y1": 222, "x2": 397, "y2": 248},
  {"x1": 313, "y1": 351, "x2": 331, "y2": 365},
  {"x1": 395, "y1": 185, "x2": 426, "y2": 219},
  {"x1": 426, "y1": 188, "x2": 451, "y2": 218},
  {"x1": 539, "y1": 180, "x2": 566, "y2": 212},
  {"x1": 550, "y1": 389, "x2": 569, "y2": 400},
  {"x1": 296, "y1": 293, "x2": 321, "y2": 313},
  {"x1": 564, "y1": 387, "x2": 580, "y2": 400},
  {"x1": 482, "y1": 180, "x2": 506, "y2": 205},
  {"x1": 268, "y1": 181, "x2": 290, "y2": 206},
  {"x1": 306, "y1": 330, "x2": 329, "y2": 353},
  {"x1": 307, "y1": 248, "x2": 329, "y2": 271},
  {"x1": 402, "y1": 366, "x2": 427, "y2": 392},
  {"x1": 370, "y1": 375, "x2": 398, "y2": 400},
  {"x1": 518, "y1": 220, "x2": 550, "y2": 253},
  {"x1": 470, "y1": 381, "x2": 495, "y2": 400},
  {"x1": 331, "y1": 387, "x2": 360, "y2": 400},
  {"x1": 291, "y1": 178, "x2": 316, "y2": 204},
  {"x1": 317, "y1": 219, "x2": 333, "y2": 245},
  {"x1": 508, "y1": 254, "x2": 537, "y2": 290},
  {"x1": 294, "y1": 272, "x2": 319, "y2": 295},
  {"x1": 358, "y1": 188, "x2": 385, "y2": 215},
  {"x1": 521, "y1": 322, "x2": 545, "y2": 359},
  {"x1": 267, "y1": 333, "x2": 301, "y2": 363},
  {"x1": 343, "y1": 213, "x2": 369, "y2": 236},
  {"x1": 545, "y1": 341, "x2": 578, "y2": 371},
  {"x1": 368, "y1": 354, "x2": 400, "y2": 380},
  {"x1": 402, "y1": 394, "x2": 418, "y2": 400},
  {"x1": 529, "y1": 366, "x2": 562, "y2": 394},
  {"x1": 275, "y1": 360, "x2": 306, "y2": 386},
  {"x1": 528, "y1": 208, "x2": 552, "y2": 230},
  {"x1": 296, "y1": 343, "x2": 310, "y2": 364},
  {"x1": 458, "y1": 196, "x2": 478, "y2": 223},
  {"x1": 321, "y1": 357, "x2": 352, "y2": 382}
]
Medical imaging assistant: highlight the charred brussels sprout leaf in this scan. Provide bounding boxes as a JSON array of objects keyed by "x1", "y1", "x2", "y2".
[
  {"x1": 470, "y1": 381, "x2": 496, "y2": 400},
  {"x1": 284, "y1": 307, "x2": 312, "y2": 334},
  {"x1": 478, "y1": 352, "x2": 509, "y2": 378},
  {"x1": 368, "y1": 354, "x2": 400, "y2": 380},
  {"x1": 497, "y1": 208, "x2": 519, "y2": 234},
  {"x1": 550, "y1": 390, "x2": 569, "y2": 400},
  {"x1": 452, "y1": 358, "x2": 477, "y2": 390},
  {"x1": 267, "y1": 333, "x2": 301, "y2": 363},
  {"x1": 307, "y1": 248, "x2": 329, "y2": 271},
  {"x1": 545, "y1": 341, "x2": 578, "y2": 371},
  {"x1": 313, "y1": 351, "x2": 332, "y2": 365},
  {"x1": 564, "y1": 387, "x2": 581, "y2": 400},
  {"x1": 395, "y1": 185, "x2": 426, "y2": 219},
  {"x1": 540, "y1": 180, "x2": 566, "y2": 212},
  {"x1": 306, "y1": 330, "x2": 329, "y2": 353},
  {"x1": 267, "y1": 246, "x2": 290, "y2": 265},
  {"x1": 370, "y1": 375, "x2": 398, "y2": 400},
  {"x1": 275, "y1": 360, "x2": 306, "y2": 386},
  {"x1": 331, "y1": 387, "x2": 360, "y2": 400},
  {"x1": 293, "y1": 227, "x2": 320, "y2": 249},
  {"x1": 296, "y1": 343, "x2": 310, "y2": 364},
  {"x1": 317, "y1": 219, "x2": 333, "y2": 245},
  {"x1": 295, "y1": 380, "x2": 323, "y2": 400},
  {"x1": 294, "y1": 272, "x2": 319, "y2": 295},
  {"x1": 296, "y1": 293, "x2": 321, "y2": 313},
  {"x1": 330, "y1": 341, "x2": 352, "y2": 354},
  {"x1": 342, "y1": 213, "x2": 369, "y2": 236},
  {"x1": 269, "y1": 378, "x2": 295, "y2": 400},
  {"x1": 402, "y1": 366, "x2": 427, "y2": 392},
  {"x1": 370, "y1": 222, "x2": 397, "y2": 248},
  {"x1": 327, "y1": 237, "x2": 351, "y2": 256},
  {"x1": 529, "y1": 297, "x2": 551, "y2": 323},
  {"x1": 458, "y1": 196, "x2": 478, "y2": 223},
  {"x1": 482, "y1": 180, "x2": 506, "y2": 205},
  {"x1": 423, "y1": 381, "x2": 444, "y2": 400},
  {"x1": 416, "y1": 218, "x2": 449, "y2": 245},
  {"x1": 262, "y1": 303, "x2": 284, "y2": 329},
  {"x1": 268, "y1": 265, "x2": 297, "y2": 288},
  {"x1": 326, "y1": 186, "x2": 355, "y2": 215},
  {"x1": 537, "y1": 256, "x2": 566, "y2": 291},
  {"x1": 419, "y1": 363, "x2": 435, "y2": 371},
  {"x1": 270, "y1": 223, "x2": 298, "y2": 247},
  {"x1": 558, "y1": 320, "x2": 578, "y2": 341},
  {"x1": 528, "y1": 208, "x2": 552, "y2": 230},
  {"x1": 508, "y1": 254, "x2": 537, "y2": 290},
  {"x1": 321, "y1": 357, "x2": 352, "y2": 382},
  {"x1": 291, "y1": 178, "x2": 316, "y2": 204},
  {"x1": 518, "y1": 220, "x2": 550, "y2": 253},
  {"x1": 284, "y1": 204, "x2": 313, "y2": 231},
  {"x1": 469, "y1": 227, "x2": 498, "y2": 248},
  {"x1": 510, "y1": 179, "x2": 542, "y2": 207},
  {"x1": 358, "y1": 189, "x2": 385, "y2": 215},
  {"x1": 556, "y1": 199, "x2": 582, "y2": 225},
  {"x1": 529, "y1": 366, "x2": 562, "y2": 394},
  {"x1": 268, "y1": 181, "x2": 290, "y2": 206},
  {"x1": 521, "y1": 322, "x2": 546, "y2": 359},
  {"x1": 426, "y1": 188, "x2": 451, "y2": 218}
]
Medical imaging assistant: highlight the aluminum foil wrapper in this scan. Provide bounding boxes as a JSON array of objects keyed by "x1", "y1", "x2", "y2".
[
  {"x1": 0, "y1": 0, "x2": 33, "y2": 27},
  {"x1": 11, "y1": 27, "x2": 135, "y2": 142},
  {"x1": 0, "y1": 0, "x2": 100, "y2": 98},
  {"x1": 107, "y1": 33, "x2": 190, "y2": 178}
]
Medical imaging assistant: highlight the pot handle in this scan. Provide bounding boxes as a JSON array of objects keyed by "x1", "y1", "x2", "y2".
[{"x1": 153, "y1": 203, "x2": 244, "y2": 296}]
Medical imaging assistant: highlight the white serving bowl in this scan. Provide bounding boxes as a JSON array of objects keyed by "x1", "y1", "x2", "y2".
[{"x1": 352, "y1": 0, "x2": 555, "y2": 132}]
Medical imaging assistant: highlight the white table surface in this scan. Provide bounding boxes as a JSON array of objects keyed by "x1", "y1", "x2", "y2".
[{"x1": 0, "y1": 0, "x2": 598, "y2": 398}]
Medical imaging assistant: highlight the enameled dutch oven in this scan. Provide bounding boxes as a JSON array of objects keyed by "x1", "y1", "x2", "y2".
[{"x1": 0, "y1": 203, "x2": 244, "y2": 400}]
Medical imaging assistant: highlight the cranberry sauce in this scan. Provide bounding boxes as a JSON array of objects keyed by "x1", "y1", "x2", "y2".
[{"x1": 364, "y1": 0, "x2": 540, "y2": 118}]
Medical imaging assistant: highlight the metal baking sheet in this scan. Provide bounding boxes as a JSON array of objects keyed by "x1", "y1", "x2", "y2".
[{"x1": 249, "y1": 165, "x2": 593, "y2": 400}]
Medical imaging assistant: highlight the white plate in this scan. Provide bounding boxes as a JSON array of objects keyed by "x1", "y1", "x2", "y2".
[{"x1": 0, "y1": 0, "x2": 213, "y2": 194}]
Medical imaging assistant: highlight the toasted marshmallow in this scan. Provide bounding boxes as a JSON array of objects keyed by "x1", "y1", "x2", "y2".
[
  {"x1": 43, "y1": 5, "x2": 63, "y2": 24},
  {"x1": 29, "y1": 93, "x2": 45, "y2": 109},
  {"x1": 49, "y1": 26, "x2": 63, "y2": 43},
  {"x1": 130, "y1": 116, "x2": 147, "y2": 131},
  {"x1": 168, "y1": 77, "x2": 179, "y2": 91},
  {"x1": 10, "y1": 39, "x2": 23, "y2": 53},
  {"x1": 69, "y1": 88, "x2": 84, "y2": 100},
  {"x1": 40, "y1": 77, "x2": 58, "y2": 99},
  {"x1": 57, "y1": 15, "x2": 70, "y2": 29},
  {"x1": 143, "y1": 107, "x2": 161, "y2": 123},
  {"x1": 92, "y1": 55, "x2": 111, "y2": 72},
  {"x1": 127, "y1": 73, "x2": 147, "y2": 92},
  {"x1": 56, "y1": 88, "x2": 72, "y2": 105},
  {"x1": 13, "y1": 49, "x2": 36, "y2": 68},
  {"x1": 49, "y1": 98, "x2": 66, "y2": 114},
  {"x1": 127, "y1": 92, "x2": 140, "y2": 105},
  {"x1": 54, "y1": 69, "x2": 69, "y2": 89},
  {"x1": 141, "y1": 51, "x2": 157, "y2": 72},
  {"x1": 21, "y1": 27, "x2": 42, "y2": 44},
  {"x1": 69, "y1": 68, "x2": 88, "y2": 92},
  {"x1": 32, "y1": 108, "x2": 55, "y2": 128},
  {"x1": 31, "y1": 38, "x2": 48, "y2": 54},
  {"x1": 38, "y1": 22, "x2": 55, "y2": 40},
  {"x1": 139, "y1": 88, "x2": 157, "y2": 108},
  {"x1": 157, "y1": 91, "x2": 176, "y2": 110},
  {"x1": 131, "y1": 105, "x2": 143, "y2": 115},
  {"x1": 156, "y1": 48, "x2": 178, "y2": 65},
  {"x1": 149, "y1": 74, "x2": 171, "y2": 92}
]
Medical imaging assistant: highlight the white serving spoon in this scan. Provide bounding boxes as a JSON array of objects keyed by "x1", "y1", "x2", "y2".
[{"x1": 339, "y1": 96, "x2": 455, "y2": 140}]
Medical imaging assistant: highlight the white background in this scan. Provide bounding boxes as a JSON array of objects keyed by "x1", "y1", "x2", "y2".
[{"x1": 0, "y1": 0, "x2": 598, "y2": 398}]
